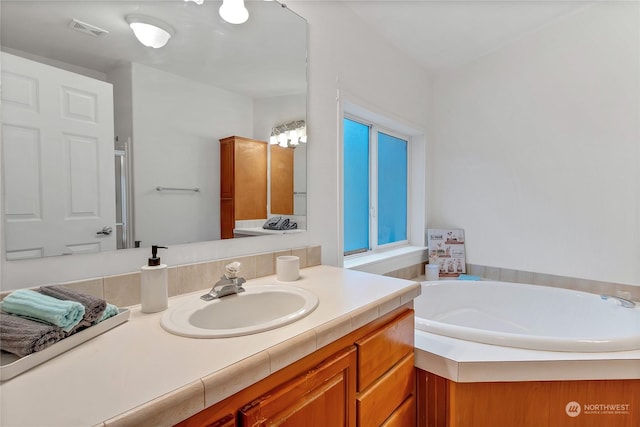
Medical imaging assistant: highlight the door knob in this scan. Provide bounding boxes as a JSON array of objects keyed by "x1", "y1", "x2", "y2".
[{"x1": 97, "y1": 226, "x2": 113, "y2": 236}]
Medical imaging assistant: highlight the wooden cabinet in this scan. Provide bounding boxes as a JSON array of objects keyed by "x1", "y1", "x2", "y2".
[
  {"x1": 178, "y1": 307, "x2": 416, "y2": 427},
  {"x1": 416, "y1": 370, "x2": 640, "y2": 427},
  {"x1": 355, "y1": 309, "x2": 415, "y2": 426},
  {"x1": 219, "y1": 136, "x2": 267, "y2": 239},
  {"x1": 240, "y1": 347, "x2": 356, "y2": 427},
  {"x1": 269, "y1": 144, "x2": 294, "y2": 215}
]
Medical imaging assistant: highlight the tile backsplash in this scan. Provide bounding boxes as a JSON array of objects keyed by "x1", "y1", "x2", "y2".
[
  {"x1": 1, "y1": 246, "x2": 321, "y2": 308},
  {"x1": 385, "y1": 261, "x2": 639, "y2": 301},
  {"x1": 405, "y1": 263, "x2": 639, "y2": 301}
]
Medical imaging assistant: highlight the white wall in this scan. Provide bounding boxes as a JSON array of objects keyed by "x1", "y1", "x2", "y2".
[
  {"x1": 430, "y1": 2, "x2": 640, "y2": 285},
  {"x1": 291, "y1": 1, "x2": 431, "y2": 267},
  {"x1": 131, "y1": 63, "x2": 253, "y2": 246},
  {"x1": 1, "y1": 1, "x2": 430, "y2": 289}
]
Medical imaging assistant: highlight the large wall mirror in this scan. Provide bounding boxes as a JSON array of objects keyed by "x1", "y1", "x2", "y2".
[{"x1": 1, "y1": 0, "x2": 307, "y2": 260}]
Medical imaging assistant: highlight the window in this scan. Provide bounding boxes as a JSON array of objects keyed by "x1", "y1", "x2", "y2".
[{"x1": 343, "y1": 117, "x2": 408, "y2": 256}]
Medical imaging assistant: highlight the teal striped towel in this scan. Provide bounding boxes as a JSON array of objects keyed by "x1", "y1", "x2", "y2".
[
  {"x1": 95, "y1": 303, "x2": 120, "y2": 323},
  {"x1": 0, "y1": 289, "x2": 85, "y2": 333}
]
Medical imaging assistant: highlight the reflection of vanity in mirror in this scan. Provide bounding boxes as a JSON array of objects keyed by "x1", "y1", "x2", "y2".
[{"x1": 0, "y1": 0, "x2": 307, "y2": 260}]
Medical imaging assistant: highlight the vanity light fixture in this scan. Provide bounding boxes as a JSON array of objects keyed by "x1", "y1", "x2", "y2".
[
  {"x1": 219, "y1": 0, "x2": 249, "y2": 24},
  {"x1": 270, "y1": 120, "x2": 307, "y2": 148},
  {"x1": 126, "y1": 14, "x2": 174, "y2": 48}
]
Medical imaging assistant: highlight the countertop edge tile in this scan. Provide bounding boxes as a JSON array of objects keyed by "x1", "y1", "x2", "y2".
[
  {"x1": 314, "y1": 314, "x2": 354, "y2": 349},
  {"x1": 400, "y1": 283, "x2": 422, "y2": 305},
  {"x1": 350, "y1": 304, "x2": 380, "y2": 331},
  {"x1": 268, "y1": 329, "x2": 318, "y2": 374},
  {"x1": 103, "y1": 380, "x2": 205, "y2": 427},
  {"x1": 202, "y1": 350, "x2": 271, "y2": 408},
  {"x1": 378, "y1": 295, "x2": 403, "y2": 316}
]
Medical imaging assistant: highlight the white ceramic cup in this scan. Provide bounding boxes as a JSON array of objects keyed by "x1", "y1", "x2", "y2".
[
  {"x1": 425, "y1": 264, "x2": 440, "y2": 281},
  {"x1": 276, "y1": 255, "x2": 300, "y2": 281}
]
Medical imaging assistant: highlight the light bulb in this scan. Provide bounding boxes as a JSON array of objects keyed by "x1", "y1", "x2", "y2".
[
  {"x1": 219, "y1": 0, "x2": 249, "y2": 24},
  {"x1": 299, "y1": 126, "x2": 307, "y2": 143},
  {"x1": 289, "y1": 129, "x2": 298, "y2": 144}
]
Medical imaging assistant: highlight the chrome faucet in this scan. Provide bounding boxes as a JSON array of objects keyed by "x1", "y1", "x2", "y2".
[
  {"x1": 201, "y1": 262, "x2": 246, "y2": 301},
  {"x1": 601, "y1": 294, "x2": 636, "y2": 308}
]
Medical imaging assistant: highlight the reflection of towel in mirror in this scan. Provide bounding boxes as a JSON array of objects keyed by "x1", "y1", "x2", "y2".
[
  {"x1": 263, "y1": 216, "x2": 282, "y2": 229},
  {"x1": 39, "y1": 285, "x2": 107, "y2": 332},
  {"x1": 0, "y1": 313, "x2": 66, "y2": 357},
  {"x1": 280, "y1": 218, "x2": 297, "y2": 230},
  {"x1": 263, "y1": 216, "x2": 298, "y2": 230}
]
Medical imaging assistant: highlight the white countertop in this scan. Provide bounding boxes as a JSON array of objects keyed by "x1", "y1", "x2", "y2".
[
  {"x1": 0, "y1": 266, "x2": 420, "y2": 427},
  {"x1": 233, "y1": 227, "x2": 306, "y2": 236},
  {"x1": 415, "y1": 330, "x2": 640, "y2": 383}
]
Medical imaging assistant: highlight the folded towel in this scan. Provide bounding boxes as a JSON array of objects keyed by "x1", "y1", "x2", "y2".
[
  {"x1": 39, "y1": 285, "x2": 107, "y2": 331},
  {"x1": 263, "y1": 216, "x2": 282, "y2": 230},
  {"x1": 283, "y1": 219, "x2": 297, "y2": 230},
  {"x1": 95, "y1": 303, "x2": 120, "y2": 324},
  {"x1": 0, "y1": 289, "x2": 85, "y2": 333},
  {"x1": 0, "y1": 313, "x2": 66, "y2": 357},
  {"x1": 263, "y1": 216, "x2": 298, "y2": 230}
]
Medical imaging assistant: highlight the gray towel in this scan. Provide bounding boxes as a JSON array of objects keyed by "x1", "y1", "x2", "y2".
[
  {"x1": 39, "y1": 285, "x2": 107, "y2": 332},
  {"x1": 0, "y1": 313, "x2": 66, "y2": 357},
  {"x1": 263, "y1": 216, "x2": 298, "y2": 230}
]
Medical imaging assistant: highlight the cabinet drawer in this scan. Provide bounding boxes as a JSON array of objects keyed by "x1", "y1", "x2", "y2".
[
  {"x1": 356, "y1": 353, "x2": 415, "y2": 427},
  {"x1": 381, "y1": 395, "x2": 416, "y2": 427},
  {"x1": 356, "y1": 309, "x2": 414, "y2": 391}
]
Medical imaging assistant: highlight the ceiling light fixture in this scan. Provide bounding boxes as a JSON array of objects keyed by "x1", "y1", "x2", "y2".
[
  {"x1": 270, "y1": 120, "x2": 306, "y2": 148},
  {"x1": 126, "y1": 14, "x2": 174, "y2": 48},
  {"x1": 184, "y1": 0, "x2": 204, "y2": 4},
  {"x1": 219, "y1": 0, "x2": 249, "y2": 25}
]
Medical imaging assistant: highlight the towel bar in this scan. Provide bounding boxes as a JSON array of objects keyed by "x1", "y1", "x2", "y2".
[{"x1": 156, "y1": 186, "x2": 200, "y2": 192}]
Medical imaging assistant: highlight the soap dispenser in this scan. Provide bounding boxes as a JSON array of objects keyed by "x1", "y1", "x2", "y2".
[{"x1": 141, "y1": 245, "x2": 168, "y2": 313}]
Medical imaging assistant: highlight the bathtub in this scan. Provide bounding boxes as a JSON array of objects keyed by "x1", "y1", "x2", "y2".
[{"x1": 414, "y1": 280, "x2": 640, "y2": 352}]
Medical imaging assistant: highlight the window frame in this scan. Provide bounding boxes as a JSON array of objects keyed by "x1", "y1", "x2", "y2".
[{"x1": 343, "y1": 114, "x2": 411, "y2": 258}]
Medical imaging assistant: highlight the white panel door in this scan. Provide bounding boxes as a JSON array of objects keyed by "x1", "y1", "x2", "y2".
[{"x1": 1, "y1": 52, "x2": 116, "y2": 259}]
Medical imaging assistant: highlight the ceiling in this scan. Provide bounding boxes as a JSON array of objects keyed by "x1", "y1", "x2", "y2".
[
  {"x1": 342, "y1": 0, "x2": 595, "y2": 71},
  {"x1": 0, "y1": 0, "x2": 306, "y2": 98},
  {"x1": 0, "y1": 1, "x2": 595, "y2": 95}
]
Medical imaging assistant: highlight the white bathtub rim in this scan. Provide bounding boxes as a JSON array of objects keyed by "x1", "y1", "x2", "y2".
[
  {"x1": 414, "y1": 329, "x2": 640, "y2": 383},
  {"x1": 414, "y1": 280, "x2": 640, "y2": 352},
  {"x1": 415, "y1": 316, "x2": 640, "y2": 352}
]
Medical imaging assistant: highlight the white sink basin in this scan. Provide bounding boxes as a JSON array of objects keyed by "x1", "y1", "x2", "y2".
[{"x1": 160, "y1": 285, "x2": 319, "y2": 338}]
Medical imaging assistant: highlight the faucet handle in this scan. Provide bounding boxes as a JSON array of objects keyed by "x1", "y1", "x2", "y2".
[{"x1": 224, "y1": 261, "x2": 241, "y2": 279}]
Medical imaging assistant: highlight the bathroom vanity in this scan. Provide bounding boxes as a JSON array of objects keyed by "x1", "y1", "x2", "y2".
[
  {"x1": 0, "y1": 266, "x2": 420, "y2": 426},
  {"x1": 179, "y1": 306, "x2": 415, "y2": 426}
]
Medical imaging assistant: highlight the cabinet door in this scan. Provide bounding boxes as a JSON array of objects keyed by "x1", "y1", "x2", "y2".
[
  {"x1": 270, "y1": 144, "x2": 294, "y2": 215},
  {"x1": 240, "y1": 346, "x2": 357, "y2": 427},
  {"x1": 234, "y1": 138, "x2": 267, "y2": 220}
]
